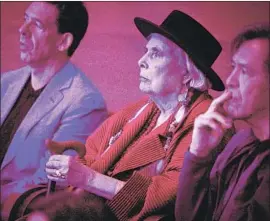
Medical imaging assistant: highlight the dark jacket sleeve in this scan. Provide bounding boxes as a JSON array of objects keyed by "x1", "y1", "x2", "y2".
[
  {"x1": 175, "y1": 151, "x2": 214, "y2": 221},
  {"x1": 223, "y1": 149, "x2": 270, "y2": 221}
]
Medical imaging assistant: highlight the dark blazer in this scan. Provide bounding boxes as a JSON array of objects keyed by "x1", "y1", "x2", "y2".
[{"x1": 175, "y1": 128, "x2": 270, "y2": 221}]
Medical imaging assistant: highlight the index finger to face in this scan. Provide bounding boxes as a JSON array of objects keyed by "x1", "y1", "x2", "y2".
[{"x1": 208, "y1": 90, "x2": 232, "y2": 112}]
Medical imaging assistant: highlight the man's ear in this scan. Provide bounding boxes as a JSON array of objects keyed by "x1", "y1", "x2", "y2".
[{"x1": 57, "y1": 33, "x2": 73, "y2": 52}]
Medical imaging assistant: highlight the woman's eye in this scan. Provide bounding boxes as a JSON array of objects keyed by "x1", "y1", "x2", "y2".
[{"x1": 151, "y1": 51, "x2": 160, "y2": 58}]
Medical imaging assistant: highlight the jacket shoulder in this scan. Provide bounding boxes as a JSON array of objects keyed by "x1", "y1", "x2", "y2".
[
  {"x1": 1, "y1": 66, "x2": 30, "y2": 83},
  {"x1": 69, "y1": 64, "x2": 103, "y2": 96}
]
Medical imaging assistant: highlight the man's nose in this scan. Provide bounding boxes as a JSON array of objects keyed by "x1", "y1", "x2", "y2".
[
  {"x1": 226, "y1": 69, "x2": 239, "y2": 88},
  {"x1": 19, "y1": 22, "x2": 30, "y2": 36}
]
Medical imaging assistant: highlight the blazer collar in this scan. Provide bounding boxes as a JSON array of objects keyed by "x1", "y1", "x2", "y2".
[
  {"x1": 91, "y1": 102, "x2": 156, "y2": 174},
  {"x1": 1, "y1": 66, "x2": 31, "y2": 125},
  {"x1": 18, "y1": 61, "x2": 76, "y2": 139}
]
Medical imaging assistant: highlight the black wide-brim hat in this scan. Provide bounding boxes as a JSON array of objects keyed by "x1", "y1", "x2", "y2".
[{"x1": 134, "y1": 10, "x2": 225, "y2": 91}]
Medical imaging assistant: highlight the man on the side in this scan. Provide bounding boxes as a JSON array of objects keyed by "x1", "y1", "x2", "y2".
[
  {"x1": 175, "y1": 24, "x2": 269, "y2": 221},
  {"x1": 1, "y1": 2, "x2": 107, "y2": 203}
]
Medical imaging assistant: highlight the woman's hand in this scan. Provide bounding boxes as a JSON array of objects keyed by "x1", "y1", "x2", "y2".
[
  {"x1": 45, "y1": 155, "x2": 125, "y2": 200},
  {"x1": 45, "y1": 155, "x2": 94, "y2": 188}
]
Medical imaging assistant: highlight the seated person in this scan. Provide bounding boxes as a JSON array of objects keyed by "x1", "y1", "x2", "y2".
[
  {"x1": 16, "y1": 10, "x2": 233, "y2": 221},
  {"x1": 175, "y1": 24, "x2": 270, "y2": 221},
  {"x1": 0, "y1": 1, "x2": 108, "y2": 206}
]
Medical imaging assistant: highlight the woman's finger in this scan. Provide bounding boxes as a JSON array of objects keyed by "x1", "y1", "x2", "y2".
[
  {"x1": 46, "y1": 159, "x2": 62, "y2": 169},
  {"x1": 47, "y1": 174, "x2": 66, "y2": 182},
  {"x1": 49, "y1": 154, "x2": 70, "y2": 162},
  {"x1": 45, "y1": 167, "x2": 56, "y2": 176}
]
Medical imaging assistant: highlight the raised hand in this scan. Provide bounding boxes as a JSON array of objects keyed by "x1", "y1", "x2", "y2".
[{"x1": 190, "y1": 91, "x2": 233, "y2": 157}]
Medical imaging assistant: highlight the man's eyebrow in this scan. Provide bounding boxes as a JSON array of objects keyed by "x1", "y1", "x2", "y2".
[{"x1": 24, "y1": 12, "x2": 44, "y2": 25}]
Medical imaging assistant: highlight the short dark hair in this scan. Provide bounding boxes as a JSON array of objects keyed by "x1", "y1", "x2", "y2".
[
  {"x1": 47, "y1": 2, "x2": 89, "y2": 57},
  {"x1": 231, "y1": 23, "x2": 270, "y2": 73},
  {"x1": 30, "y1": 192, "x2": 117, "y2": 221}
]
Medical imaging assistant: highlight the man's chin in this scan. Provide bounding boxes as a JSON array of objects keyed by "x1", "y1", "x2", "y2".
[
  {"x1": 226, "y1": 108, "x2": 250, "y2": 121},
  {"x1": 225, "y1": 105, "x2": 239, "y2": 119},
  {"x1": 20, "y1": 55, "x2": 33, "y2": 65}
]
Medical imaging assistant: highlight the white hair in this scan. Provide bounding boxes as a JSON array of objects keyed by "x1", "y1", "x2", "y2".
[
  {"x1": 184, "y1": 53, "x2": 212, "y2": 91},
  {"x1": 148, "y1": 33, "x2": 212, "y2": 92},
  {"x1": 174, "y1": 46, "x2": 212, "y2": 92}
]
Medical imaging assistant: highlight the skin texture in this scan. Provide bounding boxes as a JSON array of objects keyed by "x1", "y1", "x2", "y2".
[{"x1": 190, "y1": 38, "x2": 269, "y2": 157}]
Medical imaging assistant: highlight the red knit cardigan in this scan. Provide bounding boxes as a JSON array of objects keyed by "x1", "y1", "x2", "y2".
[{"x1": 84, "y1": 93, "x2": 214, "y2": 221}]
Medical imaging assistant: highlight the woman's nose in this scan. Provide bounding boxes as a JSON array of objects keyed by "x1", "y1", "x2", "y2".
[{"x1": 138, "y1": 54, "x2": 148, "y2": 69}]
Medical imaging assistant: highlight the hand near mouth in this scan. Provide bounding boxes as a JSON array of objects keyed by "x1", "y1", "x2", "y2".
[{"x1": 189, "y1": 90, "x2": 233, "y2": 157}]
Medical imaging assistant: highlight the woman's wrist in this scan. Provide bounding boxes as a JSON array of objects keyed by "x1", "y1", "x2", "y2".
[{"x1": 82, "y1": 170, "x2": 125, "y2": 200}]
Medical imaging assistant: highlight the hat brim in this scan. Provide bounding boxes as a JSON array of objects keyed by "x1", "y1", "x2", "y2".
[{"x1": 134, "y1": 17, "x2": 225, "y2": 91}]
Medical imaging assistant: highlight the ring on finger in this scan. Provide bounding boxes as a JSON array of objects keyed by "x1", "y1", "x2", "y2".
[
  {"x1": 55, "y1": 170, "x2": 66, "y2": 179},
  {"x1": 55, "y1": 170, "x2": 61, "y2": 177}
]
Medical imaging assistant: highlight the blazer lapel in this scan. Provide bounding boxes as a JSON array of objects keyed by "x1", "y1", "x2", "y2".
[
  {"x1": 18, "y1": 62, "x2": 75, "y2": 139},
  {"x1": 1, "y1": 67, "x2": 30, "y2": 125},
  {"x1": 111, "y1": 134, "x2": 166, "y2": 175},
  {"x1": 91, "y1": 102, "x2": 154, "y2": 174}
]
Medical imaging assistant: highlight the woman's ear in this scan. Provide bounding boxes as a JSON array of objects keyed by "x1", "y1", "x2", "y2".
[{"x1": 57, "y1": 33, "x2": 73, "y2": 53}]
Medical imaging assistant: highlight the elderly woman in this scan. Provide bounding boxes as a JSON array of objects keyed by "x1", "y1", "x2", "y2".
[{"x1": 15, "y1": 10, "x2": 232, "y2": 221}]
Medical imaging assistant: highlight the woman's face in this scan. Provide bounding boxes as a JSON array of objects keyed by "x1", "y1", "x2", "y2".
[{"x1": 138, "y1": 34, "x2": 187, "y2": 98}]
